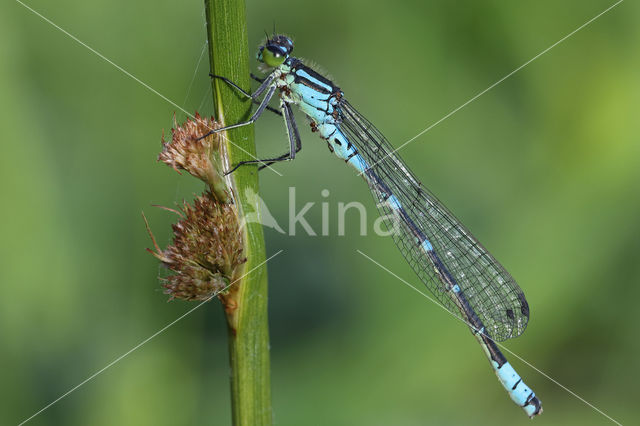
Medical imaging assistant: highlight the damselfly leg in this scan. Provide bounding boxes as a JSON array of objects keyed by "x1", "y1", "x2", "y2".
[
  {"x1": 196, "y1": 83, "x2": 276, "y2": 142},
  {"x1": 204, "y1": 74, "x2": 302, "y2": 174},
  {"x1": 224, "y1": 100, "x2": 302, "y2": 175},
  {"x1": 209, "y1": 73, "x2": 281, "y2": 116}
]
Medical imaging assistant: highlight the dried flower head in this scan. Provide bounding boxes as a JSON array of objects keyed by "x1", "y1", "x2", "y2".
[
  {"x1": 144, "y1": 191, "x2": 246, "y2": 301},
  {"x1": 159, "y1": 113, "x2": 229, "y2": 202}
]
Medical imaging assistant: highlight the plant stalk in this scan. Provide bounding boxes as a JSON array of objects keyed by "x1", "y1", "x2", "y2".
[{"x1": 204, "y1": 1, "x2": 272, "y2": 424}]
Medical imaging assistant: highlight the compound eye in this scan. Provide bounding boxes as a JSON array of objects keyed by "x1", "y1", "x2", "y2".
[{"x1": 262, "y1": 47, "x2": 286, "y2": 67}]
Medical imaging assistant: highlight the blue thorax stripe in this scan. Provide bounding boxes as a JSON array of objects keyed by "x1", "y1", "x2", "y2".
[{"x1": 293, "y1": 64, "x2": 335, "y2": 94}]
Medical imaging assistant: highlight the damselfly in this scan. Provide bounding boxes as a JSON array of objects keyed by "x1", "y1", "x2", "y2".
[{"x1": 201, "y1": 34, "x2": 542, "y2": 417}]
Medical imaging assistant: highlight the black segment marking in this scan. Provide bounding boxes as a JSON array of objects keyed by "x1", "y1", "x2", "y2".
[{"x1": 365, "y1": 169, "x2": 427, "y2": 244}]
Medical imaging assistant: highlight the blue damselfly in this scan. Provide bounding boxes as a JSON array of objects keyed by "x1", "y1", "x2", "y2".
[{"x1": 201, "y1": 34, "x2": 542, "y2": 418}]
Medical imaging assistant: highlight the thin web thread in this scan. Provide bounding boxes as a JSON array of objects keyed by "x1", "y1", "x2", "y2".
[
  {"x1": 359, "y1": 0, "x2": 624, "y2": 176},
  {"x1": 171, "y1": 38, "x2": 207, "y2": 208},
  {"x1": 198, "y1": 89, "x2": 212, "y2": 115},
  {"x1": 18, "y1": 250, "x2": 283, "y2": 426},
  {"x1": 356, "y1": 250, "x2": 622, "y2": 426},
  {"x1": 14, "y1": 0, "x2": 283, "y2": 177},
  {"x1": 182, "y1": 40, "x2": 208, "y2": 108}
]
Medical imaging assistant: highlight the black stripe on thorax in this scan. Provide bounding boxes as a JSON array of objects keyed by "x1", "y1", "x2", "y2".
[{"x1": 290, "y1": 60, "x2": 338, "y2": 95}]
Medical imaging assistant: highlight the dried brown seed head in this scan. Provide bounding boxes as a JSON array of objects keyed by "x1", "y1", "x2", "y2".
[
  {"x1": 145, "y1": 191, "x2": 246, "y2": 301},
  {"x1": 159, "y1": 113, "x2": 228, "y2": 201}
]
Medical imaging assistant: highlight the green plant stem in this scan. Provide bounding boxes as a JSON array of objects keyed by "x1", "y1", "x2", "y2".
[{"x1": 204, "y1": 1, "x2": 272, "y2": 424}]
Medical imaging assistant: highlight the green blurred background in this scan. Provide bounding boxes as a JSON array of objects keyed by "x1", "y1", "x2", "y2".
[{"x1": 2, "y1": 0, "x2": 638, "y2": 424}]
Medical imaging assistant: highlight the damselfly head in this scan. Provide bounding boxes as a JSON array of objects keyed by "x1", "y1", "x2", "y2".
[{"x1": 257, "y1": 34, "x2": 293, "y2": 68}]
